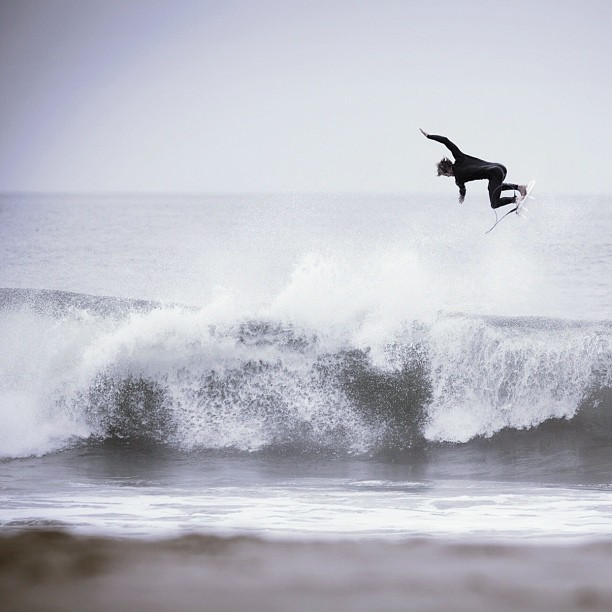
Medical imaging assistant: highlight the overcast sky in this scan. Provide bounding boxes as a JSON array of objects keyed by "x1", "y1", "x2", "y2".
[{"x1": 1, "y1": 0, "x2": 611, "y2": 194}]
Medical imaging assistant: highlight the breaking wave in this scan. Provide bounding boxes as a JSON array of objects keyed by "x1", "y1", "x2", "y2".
[{"x1": 0, "y1": 288, "x2": 610, "y2": 460}]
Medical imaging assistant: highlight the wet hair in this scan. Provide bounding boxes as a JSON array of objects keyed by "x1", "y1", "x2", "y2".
[{"x1": 436, "y1": 157, "x2": 454, "y2": 177}]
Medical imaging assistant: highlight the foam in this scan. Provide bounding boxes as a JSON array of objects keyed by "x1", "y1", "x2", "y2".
[{"x1": 1, "y1": 286, "x2": 610, "y2": 459}]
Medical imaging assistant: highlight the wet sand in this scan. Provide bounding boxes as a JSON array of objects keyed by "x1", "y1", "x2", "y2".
[{"x1": 2, "y1": 531, "x2": 612, "y2": 611}]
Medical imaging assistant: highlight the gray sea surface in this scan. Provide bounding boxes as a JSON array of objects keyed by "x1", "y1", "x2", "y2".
[{"x1": 0, "y1": 192, "x2": 611, "y2": 540}]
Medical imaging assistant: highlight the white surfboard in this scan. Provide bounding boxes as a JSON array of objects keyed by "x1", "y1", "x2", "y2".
[{"x1": 485, "y1": 180, "x2": 536, "y2": 234}]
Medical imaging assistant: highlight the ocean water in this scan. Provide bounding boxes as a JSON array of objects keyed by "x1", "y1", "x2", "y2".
[{"x1": 0, "y1": 192, "x2": 611, "y2": 540}]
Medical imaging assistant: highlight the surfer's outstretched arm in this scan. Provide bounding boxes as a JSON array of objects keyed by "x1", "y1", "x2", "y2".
[
  {"x1": 426, "y1": 135, "x2": 464, "y2": 161},
  {"x1": 420, "y1": 129, "x2": 464, "y2": 162}
]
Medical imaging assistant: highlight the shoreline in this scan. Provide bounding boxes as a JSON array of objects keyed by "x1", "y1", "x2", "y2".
[{"x1": 2, "y1": 531, "x2": 612, "y2": 611}]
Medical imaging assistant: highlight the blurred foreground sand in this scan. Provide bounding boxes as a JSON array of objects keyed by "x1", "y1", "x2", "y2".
[{"x1": 2, "y1": 531, "x2": 612, "y2": 612}]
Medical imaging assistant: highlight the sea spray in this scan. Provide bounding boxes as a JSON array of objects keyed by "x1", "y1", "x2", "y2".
[{"x1": 1, "y1": 288, "x2": 610, "y2": 459}]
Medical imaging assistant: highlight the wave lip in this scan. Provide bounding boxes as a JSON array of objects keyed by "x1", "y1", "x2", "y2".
[
  {"x1": 0, "y1": 288, "x2": 610, "y2": 460},
  {"x1": 424, "y1": 313, "x2": 612, "y2": 443},
  {"x1": 0, "y1": 287, "x2": 159, "y2": 318}
]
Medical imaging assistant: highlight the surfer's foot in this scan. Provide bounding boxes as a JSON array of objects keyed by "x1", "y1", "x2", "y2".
[{"x1": 517, "y1": 185, "x2": 527, "y2": 198}]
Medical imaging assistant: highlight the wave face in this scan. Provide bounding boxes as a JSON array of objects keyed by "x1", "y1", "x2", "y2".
[{"x1": 0, "y1": 288, "x2": 610, "y2": 460}]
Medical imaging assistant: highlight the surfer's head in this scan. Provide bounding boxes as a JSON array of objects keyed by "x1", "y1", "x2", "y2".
[{"x1": 436, "y1": 157, "x2": 454, "y2": 177}]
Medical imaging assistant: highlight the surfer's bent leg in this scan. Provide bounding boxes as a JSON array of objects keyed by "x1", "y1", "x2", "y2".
[{"x1": 488, "y1": 167, "x2": 519, "y2": 209}]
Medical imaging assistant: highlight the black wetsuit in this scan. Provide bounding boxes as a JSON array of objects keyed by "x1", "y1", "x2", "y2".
[{"x1": 427, "y1": 134, "x2": 519, "y2": 209}]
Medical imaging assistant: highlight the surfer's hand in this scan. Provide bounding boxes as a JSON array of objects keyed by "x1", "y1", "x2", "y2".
[{"x1": 419, "y1": 128, "x2": 429, "y2": 138}]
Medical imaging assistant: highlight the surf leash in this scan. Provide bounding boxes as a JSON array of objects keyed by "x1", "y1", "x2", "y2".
[{"x1": 485, "y1": 205, "x2": 518, "y2": 234}]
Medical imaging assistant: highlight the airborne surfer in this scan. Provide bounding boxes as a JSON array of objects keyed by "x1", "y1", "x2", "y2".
[{"x1": 420, "y1": 129, "x2": 527, "y2": 211}]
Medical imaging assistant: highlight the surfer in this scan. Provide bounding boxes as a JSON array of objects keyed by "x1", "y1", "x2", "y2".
[{"x1": 420, "y1": 129, "x2": 527, "y2": 210}]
